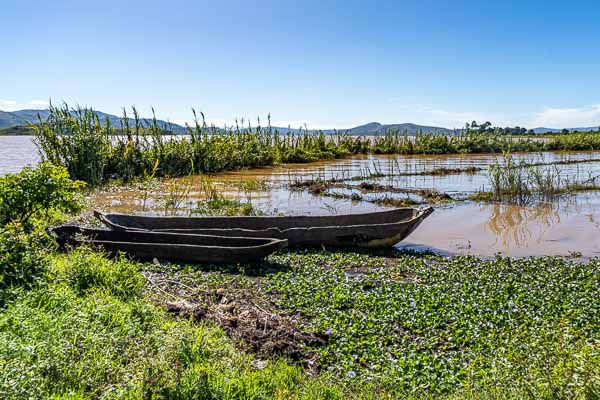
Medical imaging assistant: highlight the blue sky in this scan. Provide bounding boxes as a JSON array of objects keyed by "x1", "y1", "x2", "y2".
[{"x1": 2, "y1": 0, "x2": 600, "y2": 129}]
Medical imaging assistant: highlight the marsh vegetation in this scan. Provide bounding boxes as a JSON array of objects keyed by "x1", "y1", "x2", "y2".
[
  {"x1": 3, "y1": 106, "x2": 600, "y2": 398},
  {"x1": 33, "y1": 104, "x2": 600, "y2": 186},
  {"x1": 1, "y1": 164, "x2": 599, "y2": 399}
]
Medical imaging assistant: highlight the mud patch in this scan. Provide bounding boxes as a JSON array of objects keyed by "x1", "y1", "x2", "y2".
[{"x1": 144, "y1": 271, "x2": 324, "y2": 373}]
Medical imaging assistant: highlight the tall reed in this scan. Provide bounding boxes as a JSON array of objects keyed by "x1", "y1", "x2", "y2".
[
  {"x1": 34, "y1": 103, "x2": 600, "y2": 186},
  {"x1": 485, "y1": 153, "x2": 598, "y2": 204}
]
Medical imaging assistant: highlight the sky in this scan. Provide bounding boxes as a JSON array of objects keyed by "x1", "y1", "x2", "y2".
[{"x1": 2, "y1": 0, "x2": 600, "y2": 129}]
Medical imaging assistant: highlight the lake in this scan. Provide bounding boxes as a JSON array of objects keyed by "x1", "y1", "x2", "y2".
[
  {"x1": 2, "y1": 135, "x2": 600, "y2": 258},
  {"x1": 0, "y1": 136, "x2": 39, "y2": 174}
]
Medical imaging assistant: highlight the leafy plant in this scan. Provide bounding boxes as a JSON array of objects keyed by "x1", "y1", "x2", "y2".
[
  {"x1": 0, "y1": 162, "x2": 85, "y2": 228},
  {"x1": 50, "y1": 247, "x2": 145, "y2": 300},
  {"x1": 265, "y1": 251, "x2": 600, "y2": 396}
]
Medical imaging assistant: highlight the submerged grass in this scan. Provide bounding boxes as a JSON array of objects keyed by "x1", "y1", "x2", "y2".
[{"x1": 477, "y1": 154, "x2": 600, "y2": 204}]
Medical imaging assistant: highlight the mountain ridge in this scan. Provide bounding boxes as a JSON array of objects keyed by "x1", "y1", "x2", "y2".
[
  {"x1": 1, "y1": 108, "x2": 598, "y2": 135},
  {"x1": 0, "y1": 109, "x2": 456, "y2": 135}
]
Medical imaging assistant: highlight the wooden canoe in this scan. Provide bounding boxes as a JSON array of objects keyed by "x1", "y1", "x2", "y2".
[
  {"x1": 94, "y1": 207, "x2": 433, "y2": 248},
  {"x1": 49, "y1": 225, "x2": 288, "y2": 264}
]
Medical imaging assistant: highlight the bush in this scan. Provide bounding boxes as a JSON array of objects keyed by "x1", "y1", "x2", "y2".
[
  {"x1": 0, "y1": 162, "x2": 85, "y2": 229},
  {"x1": 0, "y1": 222, "x2": 51, "y2": 306}
]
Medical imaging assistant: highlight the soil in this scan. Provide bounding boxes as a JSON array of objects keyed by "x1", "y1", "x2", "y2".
[{"x1": 144, "y1": 271, "x2": 325, "y2": 374}]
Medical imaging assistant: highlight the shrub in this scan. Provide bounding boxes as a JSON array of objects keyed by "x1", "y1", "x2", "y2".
[{"x1": 0, "y1": 162, "x2": 85, "y2": 229}]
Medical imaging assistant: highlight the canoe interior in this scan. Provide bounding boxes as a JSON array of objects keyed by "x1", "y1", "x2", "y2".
[
  {"x1": 97, "y1": 208, "x2": 420, "y2": 231},
  {"x1": 50, "y1": 226, "x2": 284, "y2": 248}
]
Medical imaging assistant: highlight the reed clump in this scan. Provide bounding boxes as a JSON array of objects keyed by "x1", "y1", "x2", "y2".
[
  {"x1": 35, "y1": 104, "x2": 364, "y2": 186},
  {"x1": 481, "y1": 154, "x2": 600, "y2": 204},
  {"x1": 370, "y1": 130, "x2": 548, "y2": 154},
  {"x1": 35, "y1": 104, "x2": 600, "y2": 186}
]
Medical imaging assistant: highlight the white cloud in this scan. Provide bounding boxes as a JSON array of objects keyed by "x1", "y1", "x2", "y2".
[
  {"x1": 0, "y1": 99, "x2": 18, "y2": 111},
  {"x1": 531, "y1": 104, "x2": 600, "y2": 128},
  {"x1": 29, "y1": 99, "x2": 49, "y2": 107},
  {"x1": 0, "y1": 99, "x2": 49, "y2": 112}
]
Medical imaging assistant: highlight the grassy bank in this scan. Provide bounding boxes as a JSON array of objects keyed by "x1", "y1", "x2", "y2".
[
  {"x1": 0, "y1": 125, "x2": 35, "y2": 135},
  {"x1": 34, "y1": 104, "x2": 600, "y2": 186},
  {"x1": 3, "y1": 246, "x2": 599, "y2": 398},
  {"x1": 1, "y1": 164, "x2": 599, "y2": 398},
  {"x1": 1, "y1": 248, "x2": 353, "y2": 399}
]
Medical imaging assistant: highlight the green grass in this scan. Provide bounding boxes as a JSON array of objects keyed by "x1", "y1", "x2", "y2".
[{"x1": 0, "y1": 248, "x2": 355, "y2": 400}]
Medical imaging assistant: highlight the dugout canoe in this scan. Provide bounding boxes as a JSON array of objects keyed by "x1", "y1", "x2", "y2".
[
  {"x1": 48, "y1": 225, "x2": 288, "y2": 264},
  {"x1": 94, "y1": 207, "x2": 434, "y2": 248}
]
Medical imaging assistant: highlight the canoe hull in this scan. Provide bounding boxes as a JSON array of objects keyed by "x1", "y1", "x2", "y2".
[
  {"x1": 49, "y1": 226, "x2": 287, "y2": 264},
  {"x1": 95, "y1": 208, "x2": 433, "y2": 248}
]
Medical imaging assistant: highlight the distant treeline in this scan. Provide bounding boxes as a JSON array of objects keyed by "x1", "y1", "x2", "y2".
[
  {"x1": 467, "y1": 121, "x2": 532, "y2": 135},
  {"x1": 467, "y1": 121, "x2": 600, "y2": 135},
  {"x1": 0, "y1": 125, "x2": 36, "y2": 135}
]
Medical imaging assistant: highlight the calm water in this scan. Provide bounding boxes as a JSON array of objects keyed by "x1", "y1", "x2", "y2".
[
  {"x1": 2, "y1": 136, "x2": 599, "y2": 258},
  {"x1": 0, "y1": 136, "x2": 39, "y2": 174}
]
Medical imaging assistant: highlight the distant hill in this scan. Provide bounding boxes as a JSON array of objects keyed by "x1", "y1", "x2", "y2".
[
  {"x1": 0, "y1": 109, "x2": 188, "y2": 134},
  {"x1": 533, "y1": 126, "x2": 600, "y2": 134},
  {"x1": 0, "y1": 110, "x2": 33, "y2": 127},
  {"x1": 0, "y1": 110, "x2": 458, "y2": 135},
  {"x1": 341, "y1": 122, "x2": 455, "y2": 135}
]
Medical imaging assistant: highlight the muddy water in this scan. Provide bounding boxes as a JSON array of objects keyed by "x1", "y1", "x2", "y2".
[
  {"x1": 86, "y1": 151, "x2": 600, "y2": 259},
  {"x1": 1, "y1": 136, "x2": 597, "y2": 257},
  {"x1": 399, "y1": 194, "x2": 600, "y2": 258}
]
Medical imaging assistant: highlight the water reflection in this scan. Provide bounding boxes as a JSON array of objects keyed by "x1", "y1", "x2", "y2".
[
  {"x1": 485, "y1": 202, "x2": 560, "y2": 249},
  {"x1": 402, "y1": 192, "x2": 600, "y2": 258}
]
